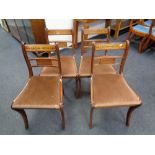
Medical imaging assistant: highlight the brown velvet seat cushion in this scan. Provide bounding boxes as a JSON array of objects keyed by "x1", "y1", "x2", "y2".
[
  {"x1": 40, "y1": 56, "x2": 77, "y2": 77},
  {"x1": 91, "y1": 74, "x2": 141, "y2": 108},
  {"x1": 79, "y1": 56, "x2": 116, "y2": 77},
  {"x1": 12, "y1": 76, "x2": 62, "y2": 109}
]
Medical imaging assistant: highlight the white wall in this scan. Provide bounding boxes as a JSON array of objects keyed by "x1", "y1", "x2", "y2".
[{"x1": 45, "y1": 19, "x2": 73, "y2": 42}]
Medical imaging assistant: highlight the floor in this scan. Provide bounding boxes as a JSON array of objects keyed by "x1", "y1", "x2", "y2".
[{"x1": 0, "y1": 27, "x2": 155, "y2": 135}]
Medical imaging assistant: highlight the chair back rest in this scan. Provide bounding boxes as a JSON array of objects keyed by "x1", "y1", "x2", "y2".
[
  {"x1": 22, "y1": 43, "x2": 62, "y2": 77},
  {"x1": 149, "y1": 19, "x2": 155, "y2": 35},
  {"x1": 81, "y1": 27, "x2": 110, "y2": 54},
  {"x1": 45, "y1": 28, "x2": 74, "y2": 49},
  {"x1": 91, "y1": 40, "x2": 130, "y2": 74}
]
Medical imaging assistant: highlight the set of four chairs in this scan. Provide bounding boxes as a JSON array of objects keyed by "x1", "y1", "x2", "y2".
[{"x1": 11, "y1": 26, "x2": 142, "y2": 130}]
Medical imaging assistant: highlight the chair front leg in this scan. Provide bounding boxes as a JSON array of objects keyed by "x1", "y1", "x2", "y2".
[
  {"x1": 59, "y1": 107, "x2": 65, "y2": 129},
  {"x1": 13, "y1": 108, "x2": 29, "y2": 129},
  {"x1": 89, "y1": 107, "x2": 94, "y2": 129},
  {"x1": 126, "y1": 104, "x2": 141, "y2": 126}
]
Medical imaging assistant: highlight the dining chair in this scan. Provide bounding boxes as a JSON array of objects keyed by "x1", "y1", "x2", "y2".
[
  {"x1": 126, "y1": 19, "x2": 152, "y2": 53},
  {"x1": 11, "y1": 44, "x2": 65, "y2": 129},
  {"x1": 90, "y1": 41, "x2": 142, "y2": 128},
  {"x1": 79, "y1": 28, "x2": 116, "y2": 95},
  {"x1": 40, "y1": 28, "x2": 79, "y2": 97},
  {"x1": 143, "y1": 20, "x2": 155, "y2": 51},
  {"x1": 144, "y1": 19, "x2": 152, "y2": 27}
]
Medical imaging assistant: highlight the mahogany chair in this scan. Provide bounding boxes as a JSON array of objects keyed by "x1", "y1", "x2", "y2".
[
  {"x1": 126, "y1": 19, "x2": 153, "y2": 53},
  {"x1": 90, "y1": 41, "x2": 142, "y2": 128},
  {"x1": 40, "y1": 29, "x2": 79, "y2": 96},
  {"x1": 11, "y1": 44, "x2": 65, "y2": 129},
  {"x1": 79, "y1": 28, "x2": 116, "y2": 95}
]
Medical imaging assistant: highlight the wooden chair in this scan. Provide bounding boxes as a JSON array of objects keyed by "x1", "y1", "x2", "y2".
[
  {"x1": 143, "y1": 20, "x2": 155, "y2": 51},
  {"x1": 40, "y1": 29, "x2": 79, "y2": 96},
  {"x1": 144, "y1": 20, "x2": 152, "y2": 27},
  {"x1": 11, "y1": 44, "x2": 65, "y2": 129},
  {"x1": 126, "y1": 19, "x2": 152, "y2": 53},
  {"x1": 90, "y1": 41, "x2": 142, "y2": 128},
  {"x1": 79, "y1": 28, "x2": 116, "y2": 95}
]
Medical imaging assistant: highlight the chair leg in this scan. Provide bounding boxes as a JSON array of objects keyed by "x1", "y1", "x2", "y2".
[
  {"x1": 89, "y1": 107, "x2": 94, "y2": 129},
  {"x1": 142, "y1": 37, "x2": 151, "y2": 51},
  {"x1": 13, "y1": 109, "x2": 29, "y2": 129},
  {"x1": 126, "y1": 105, "x2": 141, "y2": 126},
  {"x1": 126, "y1": 30, "x2": 132, "y2": 40},
  {"x1": 138, "y1": 37, "x2": 146, "y2": 53},
  {"x1": 75, "y1": 76, "x2": 80, "y2": 98},
  {"x1": 59, "y1": 107, "x2": 65, "y2": 129},
  {"x1": 77, "y1": 77, "x2": 81, "y2": 97}
]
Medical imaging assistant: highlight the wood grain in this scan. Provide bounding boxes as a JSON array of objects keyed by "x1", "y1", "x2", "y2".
[
  {"x1": 47, "y1": 29, "x2": 72, "y2": 35},
  {"x1": 95, "y1": 42, "x2": 126, "y2": 50},
  {"x1": 24, "y1": 44, "x2": 55, "y2": 52}
]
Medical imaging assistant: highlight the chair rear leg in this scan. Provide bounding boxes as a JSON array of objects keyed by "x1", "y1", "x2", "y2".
[
  {"x1": 60, "y1": 108, "x2": 65, "y2": 129},
  {"x1": 126, "y1": 105, "x2": 141, "y2": 126},
  {"x1": 126, "y1": 30, "x2": 132, "y2": 40},
  {"x1": 75, "y1": 76, "x2": 80, "y2": 98},
  {"x1": 142, "y1": 37, "x2": 151, "y2": 51},
  {"x1": 90, "y1": 107, "x2": 94, "y2": 129},
  {"x1": 77, "y1": 77, "x2": 81, "y2": 97},
  {"x1": 13, "y1": 109, "x2": 29, "y2": 129},
  {"x1": 138, "y1": 37, "x2": 146, "y2": 53}
]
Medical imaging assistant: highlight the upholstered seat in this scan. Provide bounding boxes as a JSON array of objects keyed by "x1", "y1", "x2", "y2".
[
  {"x1": 79, "y1": 56, "x2": 116, "y2": 77},
  {"x1": 127, "y1": 20, "x2": 153, "y2": 53},
  {"x1": 144, "y1": 20, "x2": 152, "y2": 26},
  {"x1": 152, "y1": 28, "x2": 155, "y2": 37},
  {"x1": 89, "y1": 41, "x2": 142, "y2": 128},
  {"x1": 12, "y1": 44, "x2": 65, "y2": 129},
  {"x1": 91, "y1": 74, "x2": 141, "y2": 108},
  {"x1": 40, "y1": 56, "x2": 77, "y2": 77},
  {"x1": 132, "y1": 25, "x2": 150, "y2": 34},
  {"x1": 12, "y1": 76, "x2": 62, "y2": 109}
]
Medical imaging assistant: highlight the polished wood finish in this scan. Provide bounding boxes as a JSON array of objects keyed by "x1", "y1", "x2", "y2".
[
  {"x1": 81, "y1": 27, "x2": 110, "y2": 53},
  {"x1": 24, "y1": 44, "x2": 55, "y2": 52},
  {"x1": 13, "y1": 108, "x2": 29, "y2": 129},
  {"x1": 143, "y1": 20, "x2": 155, "y2": 51},
  {"x1": 43, "y1": 28, "x2": 79, "y2": 97},
  {"x1": 90, "y1": 40, "x2": 142, "y2": 128},
  {"x1": 95, "y1": 42, "x2": 126, "y2": 50},
  {"x1": 73, "y1": 19, "x2": 106, "y2": 48},
  {"x1": 126, "y1": 19, "x2": 152, "y2": 53},
  {"x1": 79, "y1": 27, "x2": 111, "y2": 96},
  {"x1": 30, "y1": 19, "x2": 47, "y2": 44},
  {"x1": 47, "y1": 29, "x2": 72, "y2": 35},
  {"x1": 91, "y1": 41, "x2": 129, "y2": 75},
  {"x1": 12, "y1": 44, "x2": 65, "y2": 129},
  {"x1": 89, "y1": 107, "x2": 94, "y2": 129},
  {"x1": 126, "y1": 105, "x2": 141, "y2": 126}
]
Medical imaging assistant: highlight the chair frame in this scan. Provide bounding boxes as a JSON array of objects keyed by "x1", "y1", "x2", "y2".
[
  {"x1": 143, "y1": 20, "x2": 155, "y2": 51},
  {"x1": 79, "y1": 28, "x2": 111, "y2": 96},
  {"x1": 11, "y1": 43, "x2": 65, "y2": 129},
  {"x1": 44, "y1": 28, "x2": 80, "y2": 97},
  {"x1": 126, "y1": 19, "x2": 152, "y2": 53},
  {"x1": 89, "y1": 40, "x2": 142, "y2": 128},
  {"x1": 81, "y1": 27, "x2": 110, "y2": 54}
]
